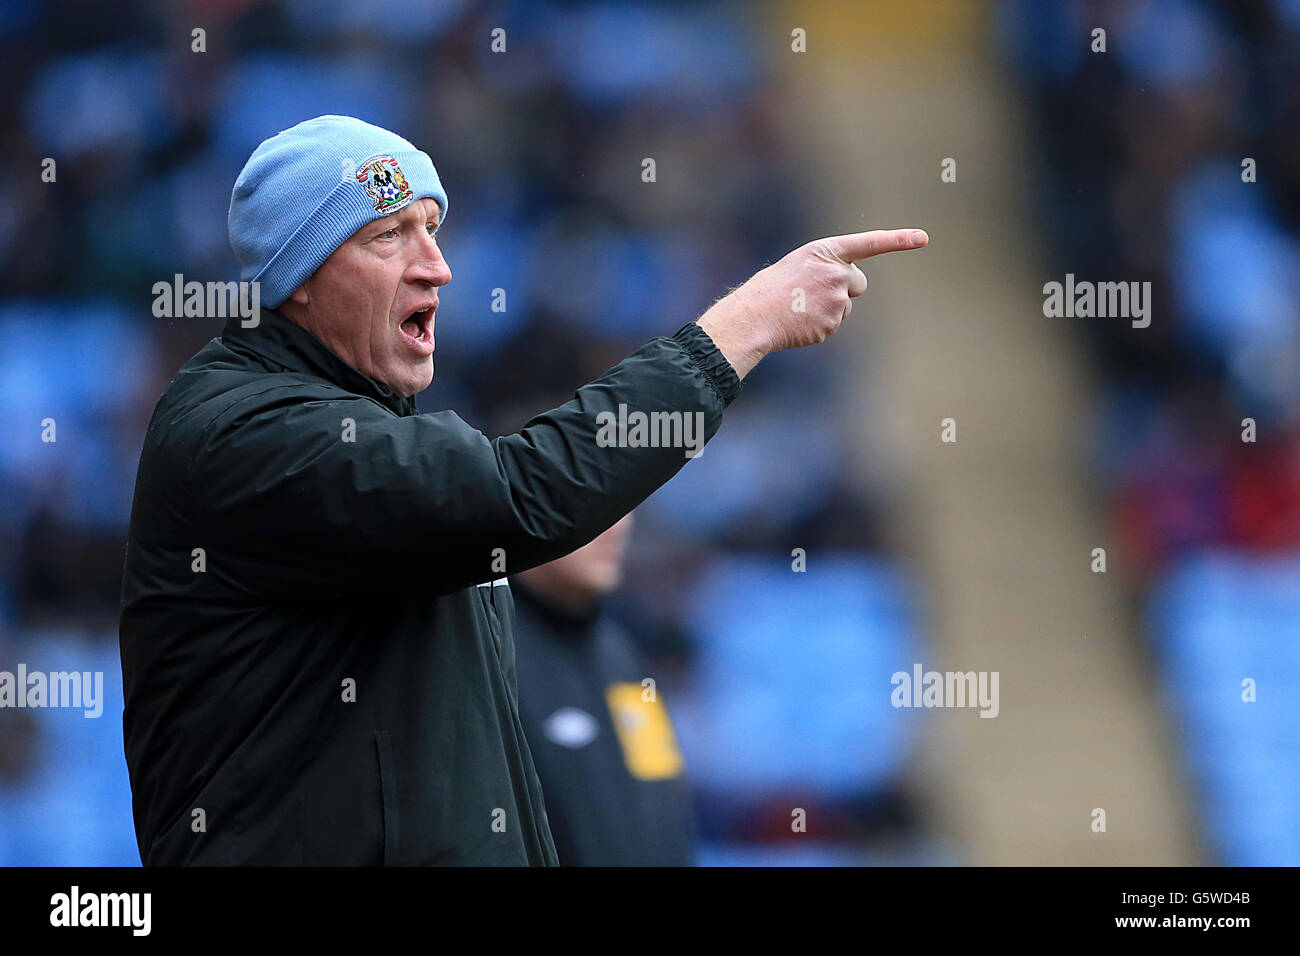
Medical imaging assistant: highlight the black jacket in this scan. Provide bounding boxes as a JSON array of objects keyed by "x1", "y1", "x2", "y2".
[
  {"x1": 512, "y1": 585, "x2": 695, "y2": 865},
  {"x1": 118, "y1": 308, "x2": 739, "y2": 865}
]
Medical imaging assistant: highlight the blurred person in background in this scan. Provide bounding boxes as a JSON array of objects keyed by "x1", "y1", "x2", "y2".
[{"x1": 513, "y1": 514, "x2": 695, "y2": 866}]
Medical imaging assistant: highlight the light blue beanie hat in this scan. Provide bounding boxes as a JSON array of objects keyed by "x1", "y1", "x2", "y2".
[{"x1": 229, "y1": 115, "x2": 449, "y2": 309}]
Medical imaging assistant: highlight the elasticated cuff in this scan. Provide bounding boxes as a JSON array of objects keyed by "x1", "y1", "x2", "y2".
[{"x1": 670, "y1": 321, "x2": 742, "y2": 409}]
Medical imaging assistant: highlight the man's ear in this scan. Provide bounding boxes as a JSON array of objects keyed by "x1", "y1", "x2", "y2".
[{"x1": 288, "y1": 282, "x2": 310, "y2": 307}]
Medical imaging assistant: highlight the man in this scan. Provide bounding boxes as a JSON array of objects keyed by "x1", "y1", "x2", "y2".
[
  {"x1": 118, "y1": 114, "x2": 927, "y2": 865},
  {"x1": 513, "y1": 515, "x2": 694, "y2": 865}
]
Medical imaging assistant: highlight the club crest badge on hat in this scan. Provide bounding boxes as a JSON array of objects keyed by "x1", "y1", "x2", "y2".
[{"x1": 356, "y1": 155, "x2": 414, "y2": 214}]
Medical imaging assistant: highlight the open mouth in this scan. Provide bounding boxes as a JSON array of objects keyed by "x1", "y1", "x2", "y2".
[{"x1": 398, "y1": 306, "x2": 435, "y2": 353}]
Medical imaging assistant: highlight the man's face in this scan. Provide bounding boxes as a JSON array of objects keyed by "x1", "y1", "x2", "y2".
[
  {"x1": 283, "y1": 197, "x2": 451, "y2": 397},
  {"x1": 516, "y1": 514, "x2": 635, "y2": 612}
]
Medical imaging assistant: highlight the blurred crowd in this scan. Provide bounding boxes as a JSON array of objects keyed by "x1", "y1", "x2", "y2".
[
  {"x1": 0, "y1": 0, "x2": 927, "y2": 865},
  {"x1": 1001, "y1": 0, "x2": 1300, "y2": 575},
  {"x1": 1001, "y1": 0, "x2": 1300, "y2": 864}
]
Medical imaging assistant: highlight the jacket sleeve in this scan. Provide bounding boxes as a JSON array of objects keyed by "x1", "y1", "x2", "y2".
[{"x1": 191, "y1": 323, "x2": 741, "y2": 600}]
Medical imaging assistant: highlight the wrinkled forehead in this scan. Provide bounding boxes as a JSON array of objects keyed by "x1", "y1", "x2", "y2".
[{"x1": 344, "y1": 196, "x2": 443, "y2": 244}]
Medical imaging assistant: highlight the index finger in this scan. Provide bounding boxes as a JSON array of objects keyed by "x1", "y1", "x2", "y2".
[{"x1": 822, "y1": 229, "x2": 929, "y2": 263}]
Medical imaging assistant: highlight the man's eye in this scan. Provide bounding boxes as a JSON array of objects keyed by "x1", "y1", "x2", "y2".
[
  {"x1": 381, "y1": 228, "x2": 398, "y2": 239},
  {"x1": 426, "y1": 223, "x2": 437, "y2": 236}
]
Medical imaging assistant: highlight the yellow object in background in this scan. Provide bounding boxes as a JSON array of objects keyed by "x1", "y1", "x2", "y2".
[{"x1": 605, "y1": 683, "x2": 685, "y2": 781}]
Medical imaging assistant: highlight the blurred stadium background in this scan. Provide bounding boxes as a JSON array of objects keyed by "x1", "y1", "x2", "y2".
[{"x1": 1, "y1": 0, "x2": 1297, "y2": 866}]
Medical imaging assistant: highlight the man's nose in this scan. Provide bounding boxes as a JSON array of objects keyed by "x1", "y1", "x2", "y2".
[{"x1": 410, "y1": 232, "x2": 452, "y2": 287}]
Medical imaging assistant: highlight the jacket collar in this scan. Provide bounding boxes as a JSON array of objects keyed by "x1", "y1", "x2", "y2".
[{"x1": 220, "y1": 308, "x2": 417, "y2": 417}]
